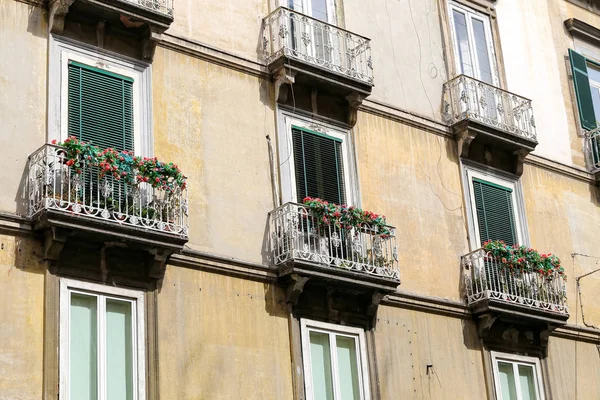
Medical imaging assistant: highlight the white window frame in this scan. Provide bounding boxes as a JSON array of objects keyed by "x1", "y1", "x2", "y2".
[
  {"x1": 285, "y1": 0, "x2": 337, "y2": 23},
  {"x1": 448, "y1": 1, "x2": 498, "y2": 86},
  {"x1": 461, "y1": 162, "x2": 529, "y2": 250},
  {"x1": 277, "y1": 110, "x2": 357, "y2": 205},
  {"x1": 59, "y1": 278, "x2": 146, "y2": 400},
  {"x1": 48, "y1": 35, "x2": 153, "y2": 157},
  {"x1": 491, "y1": 351, "x2": 545, "y2": 400},
  {"x1": 300, "y1": 319, "x2": 370, "y2": 400}
]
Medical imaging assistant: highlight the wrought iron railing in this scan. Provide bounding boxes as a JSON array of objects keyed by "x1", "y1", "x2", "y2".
[
  {"x1": 27, "y1": 144, "x2": 188, "y2": 237},
  {"x1": 443, "y1": 75, "x2": 537, "y2": 142},
  {"x1": 462, "y1": 248, "x2": 568, "y2": 315},
  {"x1": 122, "y1": 0, "x2": 173, "y2": 16},
  {"x1": 268, "y1": 202, "x2": 399, "y2": 280},
  {"x1": 585, "y1": 126, "x2": 600, "y2": 173},
  {"x1": 262, "y1": 7, "x2": 374, "y2": 86}
]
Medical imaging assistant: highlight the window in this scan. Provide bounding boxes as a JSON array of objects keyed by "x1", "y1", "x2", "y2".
[
  {"x1": 278, "y1": 113, "x2": 355, "y2": 205},
  {"x1": 448, "y1": 2, "x2": 497, "y2": 85},
  {"x1": 301, "y1": 319, "x2": 370, "y2": 400},
  {"x1": 569, "y1": 48, "x2": 600, "y2": 131},
  {"x1": 288, "y1": 0, "x2": 336, "y2": 23},
  {"x1": 463, "y1": 166, "x2": 526, "y2": 249},
  {"x1": 60, "y1": 278, "x2": 146, "y2": 400},
  {"x1": 49, "y1": 36, "x2": 152, "y2": 157},
  {"x1": 491, "y1": 352, "x2": 545, "y2": 400}
]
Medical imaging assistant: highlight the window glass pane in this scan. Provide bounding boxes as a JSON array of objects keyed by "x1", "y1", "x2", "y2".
[
  {"x1": 70, "y1": 293, "x2": 98, "y2": 400},
  {"x1": 590, "y1": 85, "x2": 600, "y2": 125},
  {"x1": 498, "y1": 361, "x2": 518, "y2": 400},
  {"x1": 311, "y1": 0, "x2": 329, "y2": 21},
  {"x1": 518, "y1": 365, "x2": 538, "y2": 400},
  {"x1": 471, "y1": 18, "x2": 493, "y2": 84},
  {"x1": 106, "y1": 299, "x2": 134, "y2": 400},
  {"x1": 453, "y1": 10, "x2": 474, "y2": 77},
  {"x1": 309, "y1": 331, "x2": 335, "y2": 400},
  {"x1": 588, "y1": 64, "x2": 600, "y2": 125},
  {"x1": 336, "y1": 336, "x2": 361, "y2": 400},
  {"x1": 288, "y1": 0, "x2": 304, "y2": 13}
]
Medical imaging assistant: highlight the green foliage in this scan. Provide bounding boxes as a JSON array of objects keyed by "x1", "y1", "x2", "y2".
[{"x1": 53, "y1": 137, "x2": 187, "y2": 193}]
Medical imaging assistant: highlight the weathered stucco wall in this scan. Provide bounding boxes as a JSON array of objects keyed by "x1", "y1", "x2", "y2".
[
  {"x1": 521, "y1": 163, "x2": 600, "y2": 325},
  {"x1": 157, "y1": 266, "x2": 293, "y2": 399},
  {"x1": 0, "y1": 234, "x2": 45, "y2": 399},
  {"x1": 0, "y1": 2, "x2": 48, "y2": 214},
  {"x1": 344, "y1": 0, "x2": 447, "y2": 121},
  {"x1": 355, "y1": 111, "x2": 467, "y2": 301},
  {"x1": 152, "y1": 47, "x2": 276, "y2": 263},
  {"x1": 375, "y1": 305, "x2": 488, "y2": 399},
  {"x1": 546, "y1": 336, "x2": 600, "y2": 399}
]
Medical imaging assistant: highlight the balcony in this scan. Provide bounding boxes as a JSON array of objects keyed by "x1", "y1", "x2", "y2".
[
  {"x1": 269, "y1": 202, "x2": 399, "y2": 294},
  {"x1": 585, "y1": 127, "x2": 600, "y2": 178},
  {"x1": 27, "y1": 144, "x2": 188, "y2": 268},
  {"x1": 49, "y1": 0, "x2": 174, "y2": 60},
  {"x1": 461, "y1": 248, "x2": 568, "y2": 355},
  {"x1": 443, "y1": 75, "x2": 538, "y2": 175},
  {"x1": 262, "y1": 7, "x2": 373, "y2": 124}
]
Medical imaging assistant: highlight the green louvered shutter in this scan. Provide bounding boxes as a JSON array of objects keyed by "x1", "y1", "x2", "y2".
[
  {"x1": 472, "y1": 178, "x2": 517, "y2": 246},
  {"x1": 292, "y1": 127, "x2": 346, "y2": 205},
  {"x1": 473, "y1": 178, "x2": 518, "y2": 293},
  {"x1": 569, "y1": 49, "x2": 597, "y2": 131},
  {"x1": 68, "y1": 61, "x2": 134, "y2": 152}
]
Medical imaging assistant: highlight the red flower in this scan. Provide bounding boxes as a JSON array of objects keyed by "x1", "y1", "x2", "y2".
[
  {"x1": 66, "y1": 159, "x2": 74, "y2": 166},
  {"x1": 51, "y1": 139, "x2": 57, "y2": 144}
]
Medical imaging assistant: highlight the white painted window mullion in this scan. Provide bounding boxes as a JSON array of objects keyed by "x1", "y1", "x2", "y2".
[
  {"x1": 329, "y1": 333, "x2": 342, "y2": 400},
  {"x1": 98, "y1": 294, "x2": 107, "y2": 400}
]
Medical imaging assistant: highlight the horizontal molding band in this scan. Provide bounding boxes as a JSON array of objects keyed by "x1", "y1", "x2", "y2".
[{"x1": 0, "y1": 213, "x2": 597, "y2": 342}]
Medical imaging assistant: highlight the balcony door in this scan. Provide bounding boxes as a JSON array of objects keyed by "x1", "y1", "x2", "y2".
[{"x1": 288, "y1": 0, "x2": 337, "y2": 66}]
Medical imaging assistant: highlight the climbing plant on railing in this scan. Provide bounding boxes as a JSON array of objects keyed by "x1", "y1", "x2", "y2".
[
  {"x1": 302, "y1": 197, "x2": 391, "y2": 236},
  {"x1": 482, "y1": 240, "x2": 566, "y2": 281},
  {"x1": 53, "y1": 136, "x2": 187, "y2": 193}
]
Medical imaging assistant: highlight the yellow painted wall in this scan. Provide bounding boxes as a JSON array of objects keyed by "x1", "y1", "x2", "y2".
[
  {"x1": 375, "y1": 305, "x2": 488, "y2": 399},
  {"x1": 546, "y1": 336, "x2": 600, "y2": 399},
  {"x1": 157, "y1": 266, "x2": 293, "y2": 399},
  {"x1": 0, "y1": 2, "x2": 47, "y2": 214},
  {"x1": 0, "y1": 234, "x2": 45, "y2": 399},
  {"x1": 355, "y1": 111, "x2": 468, "y2": 300},
  {"x1": 152, "y1": 47, "x2": 276, "y2": 263}
]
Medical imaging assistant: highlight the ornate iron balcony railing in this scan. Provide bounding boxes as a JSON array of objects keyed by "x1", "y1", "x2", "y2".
[
  {"x1": 27, "y1": 144, "x2": 188, "y2": 237},
  {"x1": 123, "y1": 0, "x2": 173, "y2": 16},
  {"x1": 462, "y1": 248, "x2": 568, "y2": 315},
  {"x1": 268, "y1": 202, "x2": 399, "y2": 280},
  {"x1": 443, "y1": 75, "x2": 537, "y2": 142},
  {"x1": 262, "y1": 7, "x2": 374, "y2": 86},
  {"x1": 585, "y1": 126, "x2": 600, "y2": 173}
]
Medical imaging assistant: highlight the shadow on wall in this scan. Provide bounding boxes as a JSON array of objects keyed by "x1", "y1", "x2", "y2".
[
  {"x1": 0, "y1": 235, "x2": 45, "y2": 275},
  {"x1": 15, "y1": 160, "x2": 29, "y2": 217},
  {"x1": 27, "y1": 4, "x2": 48, "y2": 39}
]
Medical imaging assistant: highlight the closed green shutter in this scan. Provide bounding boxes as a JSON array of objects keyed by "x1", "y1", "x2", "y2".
[
  {"x1": 569, "y1": 49, "x2": 597, "y2": 131},
  {"x1": 68, "y1": 61, "x2": 134, "y2": 152},
  {"x1": 292, "y1": 127, "x2": 346, "y2": 205},
  {"x1": 472, "y1": 178, "x2": 517, "y2": 246}
]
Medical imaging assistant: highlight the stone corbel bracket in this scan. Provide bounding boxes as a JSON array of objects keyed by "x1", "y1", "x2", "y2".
[
  {"x1": 346, "y1": 92, "x2": 366, "y2": 127},
  {"x1": 274, "y1": 67, "x2": 297, "y2": 103},
  {"x1": 49, "y1": 0, "x2": 75, "y2": 33}
]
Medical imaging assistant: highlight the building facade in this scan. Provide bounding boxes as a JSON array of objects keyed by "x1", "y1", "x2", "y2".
[{"x1": 2, "y1": 0, "x2": 600, "y2": 398}]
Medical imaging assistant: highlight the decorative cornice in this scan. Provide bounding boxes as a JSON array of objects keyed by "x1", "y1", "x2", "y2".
[{"x1": 565, "y1": 18, "x2": 600, "y2": 49}]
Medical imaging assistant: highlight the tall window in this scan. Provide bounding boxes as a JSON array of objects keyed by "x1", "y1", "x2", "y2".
[
  {"x1": 60, "y1": 279, "x2": 146, "y2": 400},
  {"x1": 491, "y1": 352, "x2": 545, "y2": 400},
  {"x1": 301, "y1": 319, "x2": 370, "y2": 400},
  {"x1": 292, "y1": 126, "x2": 346, "y2": 205},
  {"x1": 448, "y1": 2, "x2": 496, "y2": 85},
  {"x1": 465, "y1": 168, "x2": 525, "y2": 248},
  {"x1": 569, "y1": 49, "x2": 600, "y2": 131},
  {"x1": 67, "y1": 61, "x2": 135, "y2": 152},
  {"x1": 278, "y1": 114, "x2": 354, "y2": 205}
]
